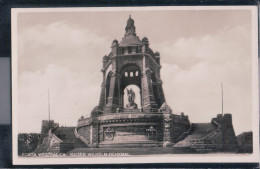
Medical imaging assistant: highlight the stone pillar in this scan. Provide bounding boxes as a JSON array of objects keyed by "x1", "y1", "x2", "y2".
[
  {"x1": 99, "y1": 126, "x2": 104, "y2": 142},
  {"x1": 111, "y1": 39, "x2": 118, "y2": 57},
  {"x1": 221, "y1": 114, "x2": 238, "y2": 152},
  {"x1": 98, "y1": 55, "x2": 109, "y2": 111},
  {"x1": 98, "y1": 72, "x2": 106, "y2": 111},
  {"x1": 118, "y1": 75, "x2": 124, "y2": 110},
  {"x1": 156, "y1": 79, "x2": 166, "y2": 107},
  {"x1": 104, "y1": 69, "x2": 120, "y2": 113},
  {"x1": 89, "y1": 120, "x2": 99, "y2": 148},
  {"x1": 141, "y1": 67, "x2": 158, "y2": 112},
  {"x1": 163, "y1": 113, "x2": 173, "y2": 147}
]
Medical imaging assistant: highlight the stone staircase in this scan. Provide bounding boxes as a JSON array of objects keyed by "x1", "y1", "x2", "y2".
[
  {"x1": 174, "y1": 123, "x2": 192, "y2": 143},
  {"x1": 190, "y1": 138, "x2": 217, "y2": 153},
  {"x1": 173, "y1": 123, "x2": 220, "y2": 153},
  {"x1": 189, "y1": 125, "x2": 219, "y2": 153}
]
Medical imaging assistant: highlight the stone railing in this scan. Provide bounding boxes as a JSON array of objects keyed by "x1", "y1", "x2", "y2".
[
  {"x1": 174, "y1": 123, "x2": 192, "y2": 143},
  {"x1": 190, "y1": 139, "x2": 217, "y2": 150},
  {"x1": 98, "y1": 112, "x2": 163, "y2": 123},
  {"x1": 122, "y1": 108, "x2": 142, "y2": 113},
  {"x1": 189, "y1": 122, "x2": 220, "y2": 152},
  {"x1": 77, "y1": 118, "x2": 92, "y2": 128},
  {"x1": 74, "y1": 128, "x2": 90, "y2": 145}
]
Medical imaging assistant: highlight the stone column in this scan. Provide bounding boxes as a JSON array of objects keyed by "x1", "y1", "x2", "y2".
[
  {"x1": 163, "y1": 113, "x2": 173, "y2": 147},
  {"x1": 98, "y1": 71, "x2": 106, "y2": 110},
  {"x1": 141, "y1": 67, "x2": 158, "y2": 112},
  {"x1": 90, "y1": 119, "x2": 99, "y2": 148},
  {"x1": 104, "y1": 60, "x2": 120, "y2": 113},
  {"x1": 118, "y1": 75, "x2": 124, "y2": 110},
  {"x1": 156, "y1": 79, "x2": 166, "y2": 107},
  {"x1": 99, "y1": 126, "x2": 104, "y2": 142}
]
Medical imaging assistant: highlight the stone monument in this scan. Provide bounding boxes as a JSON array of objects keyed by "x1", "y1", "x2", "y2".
[
  {"x1": 36, "y1": 16, "x2": 239, "y2": 153},
  {"x1": 75, "y1": 16, "x2": 192, "y2": 148}
]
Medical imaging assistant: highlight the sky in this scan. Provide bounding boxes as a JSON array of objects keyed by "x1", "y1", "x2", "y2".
[{"x1": 15, "y1": 8, "x2": 255, "y2": 135}]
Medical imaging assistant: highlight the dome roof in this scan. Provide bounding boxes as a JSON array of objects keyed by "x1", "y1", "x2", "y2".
[{"x1": 119, "y1": 35, "x2": 143, "y2": 47}]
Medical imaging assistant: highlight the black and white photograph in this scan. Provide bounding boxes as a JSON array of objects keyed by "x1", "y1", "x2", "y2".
[{"x1": 11, "y1": 6, "x2": 259, "y2": 164}]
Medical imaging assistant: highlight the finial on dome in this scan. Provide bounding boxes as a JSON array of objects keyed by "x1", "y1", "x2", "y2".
[
  {"x1": 111, "y1": 39, "x2": 118, "y2": 47},
  {"x1": 125, "y1": 15, "x2": 136, "y2": 37},
  {"x1": 142, "y1": 37, "x2": 149, "y2": 44}
]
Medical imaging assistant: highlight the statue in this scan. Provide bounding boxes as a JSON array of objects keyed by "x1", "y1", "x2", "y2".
[
  {"x1": 126, "y1": 88, "x2": 137, "y2": 109},
  {"x1": 127, "y1": 88, "x2": 135, "y2": 103},
  {"x1": 146, "y1": 126, "x2": 156, "y2": 139}
]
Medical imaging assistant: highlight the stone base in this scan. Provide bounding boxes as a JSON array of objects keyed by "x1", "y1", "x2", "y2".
[
  {"x1": 163, "y1": 141, "x2": 173, "y2": 147},
  {"x1": 75, "y1": 111, "x2": 191, "y2": 148},
  {"x1": 76, "y1": 112, "x2": 166, "y2": 147},
  {"x1": 126, "y1": 102, "x2": 138, "y2": 109}
]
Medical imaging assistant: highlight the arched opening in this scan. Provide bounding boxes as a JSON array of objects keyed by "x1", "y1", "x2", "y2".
[
  {"x1": 123, "y1": 85, "x2": 141, "y2": 109},
  {"x1": 120, "y1": 64, "x2": 142, "y2": 110},
  {"x1": 130, "y1": 72, "x2": 133, "y2": 77},
  {"x1": 105, "y1": 64, "x2": 112, "y2": 79},
  {"x1": 125, "y1": 72, "x2": 128, "y2": 77},
  {"x1": 135, "y1": 71, "x2": 139, "y2": 76}
]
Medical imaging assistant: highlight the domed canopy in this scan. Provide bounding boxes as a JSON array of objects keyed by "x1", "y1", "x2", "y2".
[
  {"x1": 119, "y1": 35, "x2": 142, "y2": 47},
  {"x1": 119, "y1": 15, "x2": 143, "y2": 47}
]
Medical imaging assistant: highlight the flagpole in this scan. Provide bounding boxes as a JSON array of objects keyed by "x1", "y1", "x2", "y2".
[
  {"x1": 221, "y1": 83, "x2": 223, "y2": 117},
  {"x1": 48, "y1": 89, "x2": 51, "y2": 122}
]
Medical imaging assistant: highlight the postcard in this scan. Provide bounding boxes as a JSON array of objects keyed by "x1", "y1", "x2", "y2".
[{"x1": 12, "y1": 6, "x2": 259, "y2": 164}]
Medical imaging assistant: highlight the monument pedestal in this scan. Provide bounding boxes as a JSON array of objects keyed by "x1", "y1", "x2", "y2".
[{"x1": 76, "y1": 112, "x2": 168, "y2": 148}]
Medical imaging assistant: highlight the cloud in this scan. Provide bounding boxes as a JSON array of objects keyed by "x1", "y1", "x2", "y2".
[
  {"x1": 18, "y1": 21, "x2": 111, "y2": 73},
  {"x1": 153, "y1": 24, "x2": 251, "y2": 69},
  {"x1": 18, "y1": 64, "x2": 102, "y2": 133},
  {"x1": 157, "y1": 24, "x2": 252, "y2": 135},
  {"x1": 17, "y1": 21, "x2": 110, "y2": 133}
]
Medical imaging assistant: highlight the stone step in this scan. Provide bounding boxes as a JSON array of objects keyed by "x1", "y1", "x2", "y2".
[
  {"x1": 99, "y1": 141, "x2": 162, "y2": 148},
  {"x1": 191, "y1": 143, "x2": 217, "y2": 148},
  {"x1": 102, "y1": 140, "x2": 155, "y2": 144},
  {"x1": 195, "y1": 149, "x2": 214, "y2": 153}
]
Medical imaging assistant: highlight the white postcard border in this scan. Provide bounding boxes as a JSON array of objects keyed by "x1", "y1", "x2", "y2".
[{"x1": 11, "y1": 6, "x2": 259, "y2": 165}]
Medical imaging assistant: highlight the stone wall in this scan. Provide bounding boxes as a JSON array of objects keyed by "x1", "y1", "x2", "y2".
[
  {"x1": 221, "y1": 114, "x2": 238, "y2": 152},
  {"x1": 171, "y1": 114, "x2": 191, "y2": 142},
  {"x1": 237, "y1": 131, "x2": 253, "y2": 153},
  {"x1": 41, "y1": 120, "x2": 59, "y2": 135},
  {"x1": 77, "y1": 126, "x2": 91, "y2": 145},
  {"x1": 211, "y1": 114, "x2": 238, "y2": 152}
]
